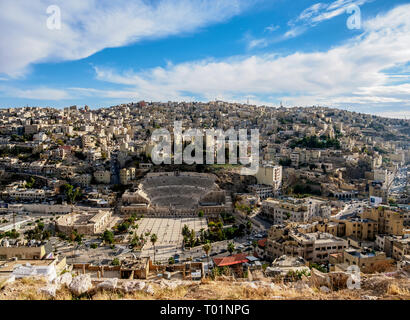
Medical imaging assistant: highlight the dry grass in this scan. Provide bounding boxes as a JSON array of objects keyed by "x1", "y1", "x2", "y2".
[
  {"x1": 387, "y1": 283, "x2": 410, "y2": 296},
  {"x1": 1, "y1": 276, "x2": 409, "y2": 300}
]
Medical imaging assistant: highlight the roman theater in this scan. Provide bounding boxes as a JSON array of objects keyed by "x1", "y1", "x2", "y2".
[{"x1": 121, "y1": 172, "x2": 233, "y2": 217}]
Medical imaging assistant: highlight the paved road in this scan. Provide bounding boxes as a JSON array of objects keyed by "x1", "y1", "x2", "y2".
[
  {"x1": 390, "y1": 165, "x2": 408, "y2": 197},
  {"x1": 333, "y1": 200, "x2": 367, "y2": 220}
]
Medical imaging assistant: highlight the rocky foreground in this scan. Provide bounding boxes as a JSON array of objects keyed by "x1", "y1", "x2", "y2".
[{"x1": 1, "y1": 268, "x2": 409, "y2": 300}]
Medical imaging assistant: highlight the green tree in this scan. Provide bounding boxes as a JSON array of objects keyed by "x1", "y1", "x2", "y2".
[
  {"x1": 102, "y1": 230, "x2": 114, "y2": 244},
  {"x1": 25, "y1": 177, "x2": 36, "y2": 188},
  {"x1": 182, "y1": 224, "x2": 190, "y2": 237},
  {"x1": 42, "y1": 230, "x2": 51, "y2": 240},
  {"x1": 150, "y1": 234, "x2": 158, "y2": 263},
  {"x1": 5, "y1": 229, "x2": 20, "y2": 239},
  {"x1": 227, "y1": 242, "x2": 235, "y2": 255},
  {"x1": 202, "y1": 241, "x2": 212, "y2": 265},
  {"x1": 61, "y1": 184, "x2": 82, "y2": 204}
]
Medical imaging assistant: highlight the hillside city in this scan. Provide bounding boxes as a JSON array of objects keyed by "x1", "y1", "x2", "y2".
[{"x1": 0, "y1": 101, "x2": 409, "y2": 300}]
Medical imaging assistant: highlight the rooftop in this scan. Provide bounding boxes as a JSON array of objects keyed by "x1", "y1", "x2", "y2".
[
  {"x1": 213, "y1": 253, "x2": 249, "y2": 267},
  {"x1": 0, "y1": 259, "x2": 55, "y2": 273}
]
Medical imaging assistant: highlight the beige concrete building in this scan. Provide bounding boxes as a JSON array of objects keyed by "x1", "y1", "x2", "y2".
[
  {"x1": 24, "y1": 124, "x2": 40, "y2": 135},
  {"x1": 362, "y1": 207, "x2": 404, "y2": 236},
  {"x1": 94, "y1": 170, "x2": 111, "y2": 184},
  {"x1": 343, "y1": 218, "x2": 378, "y2": 241},
  {"x1": 55, "y1": 210, "x2": 112, "y2": 236},
  {"x1": 266, "y1": 227, "x2": 348, "y2": 263},
  {"x1": 254, "y1": 165, "x2": 282, "y2": 191},
  {"x1": 0, "y1": 245, "x2": 46, "y2": 260},
  {"x1": 392, "y1": 239, "x2": 410, "y2": 261},
  {"x1": 72, "y1": 174, "x2": 92, "y2": 187},
  {"x1": 120, "y1": 168, "x2": 136, "y2": 185},
  {"x1": 335, "y1": 248, "x2": 393, "y2": 272},
  {"x1": 369, "y1": 181, "x2": 388, "y2": 203},
  {"x1": 296, "y1": 220, "x2": 343, "y2": 237}
]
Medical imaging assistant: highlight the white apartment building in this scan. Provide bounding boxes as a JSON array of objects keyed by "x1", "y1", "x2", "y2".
[
  {"x1": 4, "y1": 189, "x2": 53, "y2": 201},
  {"x1": 262, "y1": 198, "x2": 310, "y2": 224},
  {"x1": 249, "y1": 184, "x2": 273, "y2": 199},
  {"x1": 261, "y1": 197, "x2": 331, "y2": 224}
]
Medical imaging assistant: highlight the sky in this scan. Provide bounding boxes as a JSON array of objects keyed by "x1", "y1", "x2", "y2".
[{"x1": 0, "y1": 0, "x2": 410, "y2": 119}]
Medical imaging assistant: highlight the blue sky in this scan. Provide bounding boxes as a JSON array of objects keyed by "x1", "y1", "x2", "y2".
[{"x1": 0, "y1": 0, "x2": 410, "y2": 118}]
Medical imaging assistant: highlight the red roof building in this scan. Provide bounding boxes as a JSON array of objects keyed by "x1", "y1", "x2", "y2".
[{"x1": 213, "y1": 253, "x2": 249, "y2": 267}]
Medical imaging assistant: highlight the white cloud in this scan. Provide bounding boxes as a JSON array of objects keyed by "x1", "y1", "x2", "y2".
[
  {"x1": 0, "y1": 0, "x2": 252, "y2": 77},
  {"x1": 0, "y1": 86, "x2": 70, "y2": 100},
  {"x1": 264, "y1": 25, "x2": 280, "y2": 33},
  {"x1": 2, "y1": 3, "x2": 410, "y2": 119},
  {"x1": 247, "y1": 38, "x2": 269, "y2": 49},
  {"x1": 371, "y1": 110, "x2": 410, "y2": 119},
  {"x1": 91, "y1": 4, "x2": 410, "y2": 113}
]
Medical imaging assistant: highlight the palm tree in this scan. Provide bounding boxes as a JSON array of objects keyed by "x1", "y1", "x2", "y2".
[
  {"x1": 202, "y1": 242, "x2": 212, "y2": 265},
  {"x1": 150, "y1": 234, "x2": 158, "y2": 263},
  {"x1": 227, "y1": 242, "x2": 235, "y2": 255},
  {"x1": 199, "y1": 228, "x2": 205, "y2": 243}
]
